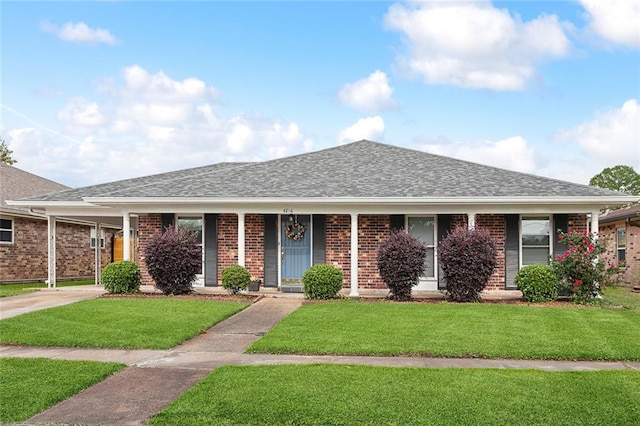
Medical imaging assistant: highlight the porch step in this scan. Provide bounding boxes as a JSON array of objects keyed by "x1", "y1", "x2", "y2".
[{"x1": 280, "y1": 284, "x2": 304, "y2": 293}]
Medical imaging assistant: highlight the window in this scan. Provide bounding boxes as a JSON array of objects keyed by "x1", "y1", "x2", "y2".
[
  {"x1": 617, "y1": 227, "x2": 626, "y2": 262},
  {"x1": 90, "y1": 228, "x2": 105, "y2": 249},
  {"x1": 178, "y1": 216, "x2": 203, "y2": 275},
  {"x1": 0, "y1": 218, "x2": 13, "y2": 244},
  {"x1": 407, "y1": 216, "x2": 436, "y2": 278},
  {"x1": 521, "y1": 216, "x2": 551, "y2": 266}
]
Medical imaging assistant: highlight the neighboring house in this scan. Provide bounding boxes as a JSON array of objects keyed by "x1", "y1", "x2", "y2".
[
  {"x1": 0, "y1": 163, "x2": 117, "y2": 284},
  {"x1": 8, "y1": 140, "x2": 636, "y2": 293},
  {"x1": 599, "y1": 204, "x2": 640, "y2": 287}
]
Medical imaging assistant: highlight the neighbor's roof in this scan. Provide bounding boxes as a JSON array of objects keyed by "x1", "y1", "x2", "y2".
[
  {"x1": 0, "y1": 163, "x2": 69, "y2": 215},
  {"x1": 600, "y1": 204, "x2": 640, "y2": 224},
  {"x1": 12, "y1": 140, "x2": 633, "y2": 204}
]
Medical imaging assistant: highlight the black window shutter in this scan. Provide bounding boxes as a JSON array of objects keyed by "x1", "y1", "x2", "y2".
[
  {"x1": 312, "y1": 214, "x2": 326, "y2": 265},
  {"x1": 553, "y1": 214, "x2": 569, "y2": 258},
  {"x1": 390, "y1": 215, "x2": 405, "y2": 230},
  {"x1": 204, "y1": 214, "x2": 218, "y2": 287},
  {"x1": 263, "y1": 214, "x2": 278, "y2": 288},
  {"x1": 161, "y1": 213, "x2": 174, "y2": 233},
  {"x1": 505, "y1": 214, "x2": 520, "y2": 289},
  {"x1": 437, "y1": 214, "x2": 453, "y2": 289}
]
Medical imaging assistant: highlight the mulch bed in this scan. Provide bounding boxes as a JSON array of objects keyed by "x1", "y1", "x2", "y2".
[{"x1": 99, "y1": 292, "x2": 261, "y2": 303}]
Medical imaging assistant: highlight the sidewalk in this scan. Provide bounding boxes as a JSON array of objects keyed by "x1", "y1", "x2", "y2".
[{"x1": 1, "y1": 287, "x2": 638, "y2": 425}]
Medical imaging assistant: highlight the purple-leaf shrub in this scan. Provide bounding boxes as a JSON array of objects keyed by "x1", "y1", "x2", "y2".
[
  {"x1": 144, "y1": 226, "x2": 202, "y2": 295},
  {"x1": 438, "y1": 226, "x2": 497, "y2": 302},
  {"x1": 377, "y1": 229, "x2": 427, "y2": 301}
]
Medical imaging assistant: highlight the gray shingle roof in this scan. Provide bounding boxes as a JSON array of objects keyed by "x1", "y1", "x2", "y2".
[
  {"x1": 15, "y1": 140, "x2": 628, "y2": 202},
  {"x1": 0, "y1": 163, "x2": 69, "y2": 214}
]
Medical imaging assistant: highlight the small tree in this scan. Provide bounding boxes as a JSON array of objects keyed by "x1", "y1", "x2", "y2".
[
  {"x1": 551, "y1": 230, "x2": 623, "y2": 304},
  {"x1": 0, "y1": 138, "x2": 17, "y2": 165},
  {"x1": 221, "y1": 265, "x2": 251, "y2": 294},
  {"x1": 144, "y1": 226, "x2": 201, "y2": 295},
  {"x1": 377, "y1": 229, "x2": 427, "y2": 301},
  {"x1": 438, "y1": 227, "x2": 497, "y2": 302}
]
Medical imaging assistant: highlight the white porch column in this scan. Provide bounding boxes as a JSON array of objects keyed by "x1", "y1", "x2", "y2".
[
  {"x1": 591, "y1": 210, "x2": 600, "y2": 241},
  {"x1": 47, "y1": 215, "x2": 56, "y2": 288},
  {"x1": 94, "y1": 223, "x2": 101, "y2": 285},
  {"x1": 238, "y1": 212, "x2": 246, "y2": 267},
  {"x1": 122, "y1": 213, "x2": 131, "y2": 261},
  {"x1": 349, "y1": 213, "x2": 359, "y2": 297},
  {"x1": 467, "y1": 213, "x2": 476, "y2": 230}
]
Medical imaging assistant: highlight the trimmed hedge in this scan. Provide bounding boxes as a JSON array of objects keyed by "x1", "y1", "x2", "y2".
[
  {"x1": 302, "y1": 264, "x2": 343, "y2": 300},
  {"x1": 102, "y1": 261, "x2": 141, "y2": 294},
  {"x1": 515, "y1": 264, "x2": 559, "y2": 303},
  {"x1": 222, "y1": 265, "x2": 251, "y2": 294}
]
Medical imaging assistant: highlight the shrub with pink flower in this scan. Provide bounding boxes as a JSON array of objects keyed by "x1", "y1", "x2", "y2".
[{"x1": 551, "y1": 230, "x2": 623, "y2": 304}]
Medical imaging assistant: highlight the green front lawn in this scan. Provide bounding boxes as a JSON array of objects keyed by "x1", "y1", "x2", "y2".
[
  {"x1": 602, "y1": 285, "x2": 640, "y2": 310},
  {"x1": 248, "y1": 301, "x2": 640, "y2": 360},
  {"x1": 0, "y1": 357, "x2": 125, "y2": 423},
  {"x1": 0, "y1": 279, "x2": 95, "y2": 298},
  {"x1": 0, "y1": 298, "x2": 249, "y2": 349},
  {"x1": 149, "y1": 364, "x2": 640, "y2": 425}
]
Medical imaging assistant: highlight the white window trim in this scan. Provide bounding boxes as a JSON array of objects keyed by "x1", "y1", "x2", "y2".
[
  {"x1": 90, "y1": 227, "x2": 105, "y2": 249},
  {"x1": 0, "y1": 217, "x2": 14, "y2": 244},
  {"x1": 406, "y1": 215, "x2": 438, "y2": 281},
  {"x1": 616, "y1": 227, "x2": 626, "y2": 262},
  {"x1": 519, "y1": 215, "x2": 552, "y2": 267},
  {"x1": 176, "y1": 214, "x2": 205, "y2": 287}
]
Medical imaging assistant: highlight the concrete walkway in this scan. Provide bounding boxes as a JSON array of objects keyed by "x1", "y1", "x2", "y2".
[{"x1": 1, "y1": 287, "x2": 638, "y2": 425}]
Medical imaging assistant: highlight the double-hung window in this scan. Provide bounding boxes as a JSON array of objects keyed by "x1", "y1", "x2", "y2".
[
  {"x1": 0, "y1": 218, "x2": 13, "y2": 244},
  {"x1": 90, "y1": 228, "x2": 105, "y2": 249},
  {"x1": 407, "y1": 216, "x2": 436, "y2": 279},
  {"x1": 177, "y1": 216, "x2": 204, "y2": 275},
  {"x1": 617, "y1": 227, "x2": 626, "y2": 262},
  {"x1": 521, "y1": 216, "x2": 551, "y2": 265}
]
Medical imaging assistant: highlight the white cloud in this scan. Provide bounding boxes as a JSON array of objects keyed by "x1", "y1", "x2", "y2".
[
  {"x1": 384, "y1": 1, "x2": 571, "y2": 90},
  {"x1": 579, "y1": 0, "x2": 640, "y2": 48},
  {"x1": 555, "y1": 99, "x2": 640, "y2": 169},
  {"x1": 4, "y1": 66, "x2": 314, "y2": 186},
  {"x1": 420, "y1": 136, "x2": 536, "y2": 174},
  {"x1": 338, "y1": 71, "x2": 396, "y2": 112},
  {"x1": 41, "y1": 21, "x2": 118, "y2": 45},
  {"x1": 338, "y1": 116, "x2": 385, "y2": 144}
]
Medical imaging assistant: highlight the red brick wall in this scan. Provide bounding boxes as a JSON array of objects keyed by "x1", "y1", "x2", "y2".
[
  {"x1": 357, "y1": 215, "x2": 391, "y2": 289},
  {"x1": 0, "y1": 216, "x2": 114, "y2": 283},
  {"x1": 568, "y1": 214, "x2": 588, "y2": 234},
  {"x1": 217, "y1": 214, "x2": 238, "y2": 283},
  {"x1": 476, "y1": 214, "x2": 506, "y2": 290},
  {"x1": 600, "y1": 220, "x2": 639, "y2": 287},
  {"x1": 137, "y1": 213, "x2": 162, "y2": 286},
  {"x1": 325, "y1": 214, "x2": 352, "y2": 287},
  {"x1": 244, "y1": 214, "x2": 265, "y2": 282}
]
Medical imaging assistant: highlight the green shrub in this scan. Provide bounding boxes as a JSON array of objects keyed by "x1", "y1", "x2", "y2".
[
  {"x1": 302, "y1": 264, "x2": 343, "y2": 300},
  {"x1": 515, "y1": 264, "x2": 559, "y2": 303},
  {"x1": 102, "y1": 261, "x2": 141, "y2": 294},
  {"x1": 222, "y1": 265, "x2": 251, "y2": 294}
]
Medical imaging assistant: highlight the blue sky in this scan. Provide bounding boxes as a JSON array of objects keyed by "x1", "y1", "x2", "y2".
[{"x1": 2, "y1": 0, "x2": 639, "y2": 187}]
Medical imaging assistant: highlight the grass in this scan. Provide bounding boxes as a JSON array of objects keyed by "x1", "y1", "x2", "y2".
[
  {"x1": 248, "y1": 301, "x2": 640, "y2": 360},
  {"x1": 0, "y1": 279, "x2": 95, "y2": 298},
  {"x1": 0, "y1": 298, "x2": 249, "y2": 349},
  {"x1": 601, "y1": 285, "x2": 640, "y2": 310},
  {"x1": 149, "y1": 364, "x2": 640, "y2": 425},
  {"x1": 0, "y1": 357, "x2": 124, "y2": 423}
]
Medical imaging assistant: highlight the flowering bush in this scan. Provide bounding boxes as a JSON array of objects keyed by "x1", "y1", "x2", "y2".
[{"x1": 551, "y1": 230, "x2": 623, "y2": 304}]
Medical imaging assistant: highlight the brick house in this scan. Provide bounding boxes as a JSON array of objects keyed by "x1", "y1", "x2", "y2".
[
  {"x1": 1, "y1": 163, "x2": 117, "y2": 284},
  {"x1": 599, "y1": 204, "x2": 640, "y2": 287},
  {"x1": 9, "y1": 140, "x2": 636, "y2": 293}
]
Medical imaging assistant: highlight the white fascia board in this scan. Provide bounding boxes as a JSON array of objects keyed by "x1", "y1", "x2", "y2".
[{"x1": 83, "y1": 195, "x2": 638, "y2": 207}]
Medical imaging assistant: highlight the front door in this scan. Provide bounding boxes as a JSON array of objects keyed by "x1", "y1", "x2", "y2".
[{"x1": 281, "y1": 214, "x2": 311, "y2": 285}]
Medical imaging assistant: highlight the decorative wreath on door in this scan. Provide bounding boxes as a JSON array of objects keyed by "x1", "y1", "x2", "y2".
[{"x1": 285, "y1": 221, "x2": 306, "y2": 241}]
